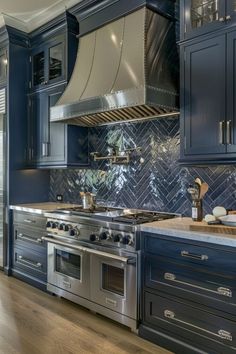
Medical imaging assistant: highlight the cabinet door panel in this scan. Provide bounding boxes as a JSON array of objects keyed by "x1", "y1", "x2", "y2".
[
  {"x1": 184, "y1": 35, "x2": 226, "y2": 155},
  {"x1": 226, "y1": 30, "x2": 236, "y2": 153},
  {"x1": 38, "y1": 85, "x2": 66, "y2": 164},
  {"x1": 145, "y1": 256, "x2": 236, "y2": 310},
  {"x1": 144, "y1": 292, "x2": 236, "y2": 350},
  {"x1": 143, "y1": 233, "x2": 236, "y2": 275}
]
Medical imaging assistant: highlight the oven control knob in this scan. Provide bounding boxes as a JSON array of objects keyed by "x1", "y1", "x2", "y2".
[
  {"x1": 59, "y1": 223, "x2": 64, "y2": 230},
  {"x1": 69, "y1": 229, "x2": 76, "y2": 236},
  {"x1": 90, "y1": 234, "x2": 98, "y2": 242},
  {"x1": 46, "y1": 221, "x2": 52, "y2": 228},
  {"x1": 113, "y1": 234, "x2": 122, "y2": 242},
  {"x1": 122, "y1": 235, "x2": 132, "y2": 245},
  {"x1": 100, "y1": 232, "x2": 110, "y2": 240},
  {"x1": 63, "y1": 224, "x2": 69, "y2": 232},
  {"x1": 51, "y1": 222, "x2": 57, "y2": 229}
]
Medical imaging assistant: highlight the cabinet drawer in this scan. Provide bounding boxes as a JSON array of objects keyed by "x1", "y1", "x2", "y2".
[
  {"x1": 145, "y1": 256, "x2": 236, "y2": 311},
  {"x1": 14, "y1": 226, "x2": 46, "y2": 250},
  {"x1": 144, "y1": 291, "x2": 236, "y2": 350},
  {"x1": 143, "y1": 234, "x2": 236, "y2": 275},
  {"x1": 13, "y1": 246, "x2": 47, "y2": 280},
  {"x1": 13, "y1": 211, "x2": 46, "y2": 229}
]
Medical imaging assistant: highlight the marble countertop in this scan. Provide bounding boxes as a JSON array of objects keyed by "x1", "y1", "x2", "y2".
[
  {"x1": 141, "y1": 217, "x2": 236, "y2": 247},
  {"x1": 10, "y1": 202, "x2": 80, "y2": 214}
]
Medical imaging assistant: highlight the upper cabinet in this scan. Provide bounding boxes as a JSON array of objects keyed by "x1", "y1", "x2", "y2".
[
  {"x1": 181, "y1": 0, "x2": 236, "y2": 40},
  {"x1": 29, "y1": 11, "x2": 79, "y2": 91},
  {"x1": 31, "y1": 35, "x2": 65, "y2": 88},
  {"x1": 180, "y1": 24, "x2": 236, "y2": 164}
]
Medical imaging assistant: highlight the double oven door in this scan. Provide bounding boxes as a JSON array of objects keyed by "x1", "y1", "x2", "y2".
[
  {"x1": 47, "y1": 242, "x2": 90, "y2": 299},
  {"x1": 90, "y1": 252, "x2": 137, "y2": 319},
  {"x1": 47, "y1": 240, "x2": 137, "y2": 320}
]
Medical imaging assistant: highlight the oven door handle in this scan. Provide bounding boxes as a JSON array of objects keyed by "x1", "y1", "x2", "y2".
[
  {"x1": 42, "y1": 236, "x2": 135, "y2": 264},
  {"x1": 84, "y1": 247, "x2": 136, "y2": 264}
]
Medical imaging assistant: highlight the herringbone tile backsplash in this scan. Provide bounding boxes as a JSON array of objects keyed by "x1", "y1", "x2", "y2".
[{"x1": 50, "y1": 116, "x2": 236, "y2": 216}]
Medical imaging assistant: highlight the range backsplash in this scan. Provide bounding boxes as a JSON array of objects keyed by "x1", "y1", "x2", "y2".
[{"x1": 50, "y1": 116, "x2": 236, "y2": 216}]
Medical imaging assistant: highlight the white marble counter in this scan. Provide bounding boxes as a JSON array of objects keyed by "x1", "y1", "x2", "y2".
[{"x1": 141, "y1": 217, "x2": 236, "y2": 247}]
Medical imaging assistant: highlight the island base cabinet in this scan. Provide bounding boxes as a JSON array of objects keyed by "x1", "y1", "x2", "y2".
[{"x1": 140, "y1": 291, "x2": 236, "y2": 354}]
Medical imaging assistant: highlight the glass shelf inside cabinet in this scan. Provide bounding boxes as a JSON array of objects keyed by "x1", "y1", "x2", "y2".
[
  {"x1": 191, "y1": 0, "x2": 219, "y2": 28},
  {"x1": 49, "y1": 43, "x2": 63, "y2": 81},
  {"x1": 33, "y1": 51, "x2": 45, "y2": 86}
]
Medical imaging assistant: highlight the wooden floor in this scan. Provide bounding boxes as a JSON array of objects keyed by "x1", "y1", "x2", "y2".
[{"x1": 0, "y1": 272, "x2": 172, "y2": 354}]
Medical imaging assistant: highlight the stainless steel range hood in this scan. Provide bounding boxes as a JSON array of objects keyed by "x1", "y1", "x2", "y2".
[{"x1": 50, "y1": 7, "x2": 179, "y2": 127}]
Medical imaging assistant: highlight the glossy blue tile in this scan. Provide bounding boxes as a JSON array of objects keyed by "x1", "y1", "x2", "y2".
[{"x1": 50, "y1": 117, "x2": 236, "y2": 216}]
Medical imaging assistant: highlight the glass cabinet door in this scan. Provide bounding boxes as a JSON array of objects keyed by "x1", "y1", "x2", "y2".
[
  {"x1": 191, "y1": 0, "x2": 219, "y2": 28},
  {"x1": 49, "y1": 43, "x2": 63, "y2": 81},
  {"x1": 32, "y1": 51, "x2": 45, "y2": 86},
  {"x1": 184, "y1": 0, "x2": 225, "y2": 38},
  {"x1": 0, "y1": 52, "x2": 7, "y2": 83}
]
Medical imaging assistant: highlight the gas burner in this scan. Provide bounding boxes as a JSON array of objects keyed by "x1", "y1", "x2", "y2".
[{"x1": 112, "y1": 212, "x2": 176, "y2": 225}]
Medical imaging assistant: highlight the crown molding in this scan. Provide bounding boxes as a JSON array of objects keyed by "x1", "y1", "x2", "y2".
[{"x1": 0, "y1": 0, "x2": 81, "y2": 33}]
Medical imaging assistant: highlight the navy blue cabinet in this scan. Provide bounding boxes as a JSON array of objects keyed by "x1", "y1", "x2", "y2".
[
  {"x1": 181, "y1": 0, "x2": 236, "y2": 40},
  {"x1": 181, "y1": 28, "x2": 236, "y2": 163},
  {"x1": 182, "y1": 35, "x2": 226, "y2": 157},
  {"x1": 28, "y1": 83, "x2": 89, "y2": 167},
  {"x1": 139, "y1": 232, "x2": 236, "y2": 354},
  {"x1": 12, "y1": 211, "x2": 47, "y2": 290}
]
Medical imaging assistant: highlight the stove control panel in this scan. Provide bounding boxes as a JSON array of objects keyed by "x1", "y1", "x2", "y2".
[
  {"x1": 46, "y1": 218, "x2": 135, "y2": 248},
  {"x1": 46, "y1": 220, "x2": 81, "y2": 239}
]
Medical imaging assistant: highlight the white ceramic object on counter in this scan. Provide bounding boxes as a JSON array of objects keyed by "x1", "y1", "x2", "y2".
[
  {"x1": 212, "y1": 206, "x2": 227, "y2": 218},
  {"x1": 219, "y1": 215, "x2": 236, "y2": 226}
]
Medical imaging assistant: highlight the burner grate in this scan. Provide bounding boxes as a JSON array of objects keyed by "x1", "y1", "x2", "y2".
[{"x1": 113, "y1": 212, "x2": 176, "y2": 225}]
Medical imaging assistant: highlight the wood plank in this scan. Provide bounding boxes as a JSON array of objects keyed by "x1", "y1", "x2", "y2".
[
  {"x1": 0, "y1": 272, "x2": 171, "y2": 354},
  {"x1": 189, "y1": 221, "x2": 236, "y2": 235}
]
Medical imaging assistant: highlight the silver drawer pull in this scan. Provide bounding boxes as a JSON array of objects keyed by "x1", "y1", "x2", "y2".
[
  {"x1": 18, "y1": 255, "x2": 42, "y2": 268},
  {"x1": 226, "y1": 120, "x2": 232, "y2": 145},
  {"x1": 217, "y1": 287, "x2": 232, "y2": 298},
  {"x1": 23, "y1": 219, "x2": 35, "y2": 223},
  {"x1": 181, "y1": 250, "x2": 208, "y2": 261},
  {"x1": 164, "y1": 272, "x2": 233, "y2": 298},
  {"x1": 218, "y1": 330, "x2": 232, "y2": 341},
  {"x1": 219, "y1": 121, "x2": 225, "y2": 144},
  {"x1": 164, "y1": 310, "x2": 232, "y2": 342},
  {"x1": 18, "y1": 233, "x2": 43, "y2": 244}
]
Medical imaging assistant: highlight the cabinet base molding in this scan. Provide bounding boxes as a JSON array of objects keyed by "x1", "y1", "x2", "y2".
[{"x1": 11, "y1": 268, "x2": 47, "y2": 292}]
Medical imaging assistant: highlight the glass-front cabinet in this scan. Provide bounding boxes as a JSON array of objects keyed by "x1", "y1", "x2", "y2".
[
  {"x1": 182, "y1": 0, "x2": 236, "y2": 39},
  {"x1": 0, "y1": 51, "x2": 7, "y2": 84},
  {"x1": 31, "y1": 35, "x2": 65, "y2": 89}
]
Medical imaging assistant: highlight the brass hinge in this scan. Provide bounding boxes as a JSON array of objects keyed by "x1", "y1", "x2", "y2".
[
  {"x1": 29, "y1": 56, "x2": 32, "y2": 63},
  {"x1": 184, "y1": 24, "x2": 187, "y2": 33}
]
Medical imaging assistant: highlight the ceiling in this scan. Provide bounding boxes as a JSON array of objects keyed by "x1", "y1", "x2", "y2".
[{"x1": 0, "y1": 0, "x2": 81, "y2": 32}]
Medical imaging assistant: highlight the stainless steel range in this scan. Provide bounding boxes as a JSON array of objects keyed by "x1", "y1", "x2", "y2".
[{"x1": 43, "y1": 206, "x2": 178, "y2": 331}]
